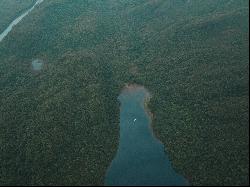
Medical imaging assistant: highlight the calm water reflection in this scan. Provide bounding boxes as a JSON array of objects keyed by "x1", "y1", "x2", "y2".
[{"x1": 105, "y1": 86, "x2": 188, "y2": 186}]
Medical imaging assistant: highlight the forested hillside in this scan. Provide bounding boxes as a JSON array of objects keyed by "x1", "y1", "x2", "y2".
[
  {"x1": 0, "y1": 0, "x2": 249, "y2": 185},
  {"x1": 0, "y1": 0, "x2": 36, "y2": 33}
]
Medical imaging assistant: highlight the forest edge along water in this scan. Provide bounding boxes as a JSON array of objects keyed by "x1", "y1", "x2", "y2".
[
  {"x1": 0, "y1": 0, "x2": 44, "y2": 43},
  {"x1": 105, "y1": 84, "x2": 189, "y2": 186}
]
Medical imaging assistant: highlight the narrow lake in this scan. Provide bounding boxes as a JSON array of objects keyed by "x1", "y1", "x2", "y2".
[
  {"x1": 0, "y1": 0, "x2": 44, "y2": 43},
  {"x1": 105, "y1": 85, "x2": 188, "y2": 186}
]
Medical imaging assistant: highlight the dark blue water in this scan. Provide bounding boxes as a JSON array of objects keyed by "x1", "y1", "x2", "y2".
[{"x1": 105, "y1": 86, "x2": 188, "y2": 186}]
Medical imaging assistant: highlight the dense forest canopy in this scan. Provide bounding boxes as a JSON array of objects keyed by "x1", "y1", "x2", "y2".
[
  {"x1": 0, "y1": 0, "x2": 249, "y2": 186},
  {"x1": 0, "y1": 0, "x2": 36, "y2": 33}
]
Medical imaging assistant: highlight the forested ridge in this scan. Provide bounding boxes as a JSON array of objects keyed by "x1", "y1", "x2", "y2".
[{"x1": 0, "y1": 0, "x2": 249, "y2": 185}]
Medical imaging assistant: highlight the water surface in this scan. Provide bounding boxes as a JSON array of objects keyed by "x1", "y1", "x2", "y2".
[
  {"x1": 105, "y1": 86, "x2": 188, "y2": 186},
  {"x1": 0, "y1": 0, "x2": 44, "y2": 42}
]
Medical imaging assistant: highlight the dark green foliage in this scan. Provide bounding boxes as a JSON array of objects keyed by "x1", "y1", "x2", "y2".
[
  {"x1": 0, "y1": 0, "x2": 249, "y2": 185},
  {"x1": 0, "y1": 0, "x2": 36, "y2": 33}
]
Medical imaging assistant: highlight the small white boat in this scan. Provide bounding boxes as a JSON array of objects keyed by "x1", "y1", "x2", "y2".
[{"x1": 133, "y1": 118, "x2": 137, "y2": 122}]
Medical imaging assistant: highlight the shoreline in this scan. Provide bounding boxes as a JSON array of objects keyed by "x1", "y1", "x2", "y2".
[
  {"x1": 109, "y1": 83, "x2": 189, "y2": 185},
  {"x1": 120, "y1": 83, "x2": 153, "y2": 120},
  {"x1": 120, "y1": 83, "x2": 154, "y2": 117}
]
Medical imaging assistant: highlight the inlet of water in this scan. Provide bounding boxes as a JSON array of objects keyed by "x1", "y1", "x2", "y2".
[{"x1": 105, "y1": 85, "x2": 188, "y2": 186}]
